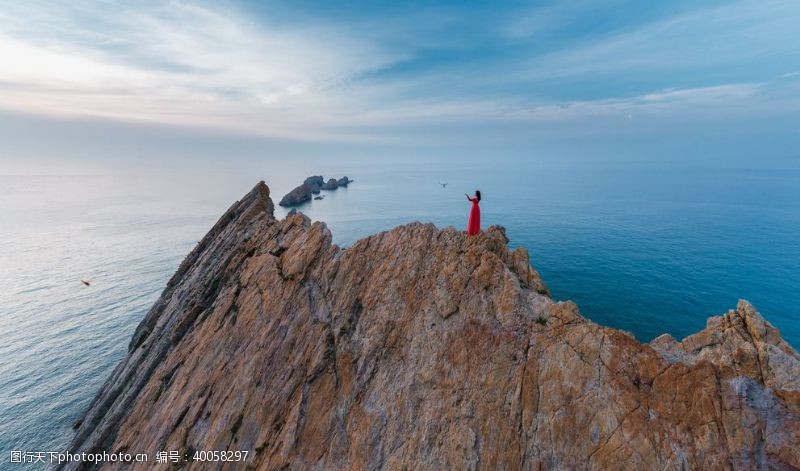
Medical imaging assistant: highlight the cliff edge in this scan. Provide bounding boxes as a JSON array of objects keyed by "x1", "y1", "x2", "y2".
[{"x1": 65, "y1": 182, "x2": 800, "y2": 470}]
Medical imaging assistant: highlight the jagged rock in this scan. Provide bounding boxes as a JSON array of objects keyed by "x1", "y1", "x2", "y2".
[
  {"x1": 64, "y1": 182, "x2": 800, "y2": 470},
  {"x1": 337, "y1": 176, "x2": 352, "y2": 187},
  {"x1": 303, "y1": 176, "x2": 324, "y2": 194},
  {"x1": 321, "y1": 178, "x2": 338, "y2": 190},
  {"x1": 278, "y1": 183, "x2": 312, "y2": 207}
]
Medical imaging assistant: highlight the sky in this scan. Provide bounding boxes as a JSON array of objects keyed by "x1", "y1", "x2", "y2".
[{"x1": 1, "y1": 0, "x2": 799, "y2": 168}]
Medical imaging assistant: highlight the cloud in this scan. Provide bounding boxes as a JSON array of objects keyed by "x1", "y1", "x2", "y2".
[
  {"x1": 0, "y1": 0, "x2": 797, "y2": 141},
  {"x1": 510, "y1": 83, "x2": 766, "y2": 122},
  {"x1": 515, "y1": 0, "x2": 800, "y2": 81},
  {"x1": 0, "y1": 0, "x2": 405, "y2": 139}
]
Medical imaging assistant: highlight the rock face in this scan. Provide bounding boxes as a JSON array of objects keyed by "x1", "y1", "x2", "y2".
[
  {"x1": 278, "y1": 183, "x2": 312, "y2": 207},
  {"x1": 321, "y1": 178, "x2": 339, "y2": 190},
  {"x1": 337, "y1": 176, "x2": 352, "y2": 187},
  {"x1": 65, "y1": 182, "x2": 800, "y2": 470}
]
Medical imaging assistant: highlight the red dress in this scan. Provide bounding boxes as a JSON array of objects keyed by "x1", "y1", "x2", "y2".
[{"x1": 466, "y1": 197, "x2": 481, "y2": 235}]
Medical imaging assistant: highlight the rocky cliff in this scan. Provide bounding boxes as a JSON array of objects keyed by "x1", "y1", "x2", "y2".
[{"x1": 65, "y1": 182, "x2": 800, "y2": 470}]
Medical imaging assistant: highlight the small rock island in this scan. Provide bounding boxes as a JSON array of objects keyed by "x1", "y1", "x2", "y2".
[
  {"x1": 278, "y1": 175, "x2": 353, "y2": 207},
  {"x1": 64, "y1": 182, "x2": 800, "y2": 470}
]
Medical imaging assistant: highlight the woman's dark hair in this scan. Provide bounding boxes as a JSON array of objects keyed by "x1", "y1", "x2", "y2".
[{"x1": 475, "y1": 190, "x2": 481, "y2": 201}]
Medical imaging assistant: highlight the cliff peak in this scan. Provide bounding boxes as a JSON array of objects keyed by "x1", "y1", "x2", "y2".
[{"x1": 65, "y1": 182, "x2": 800, "y2": 470}]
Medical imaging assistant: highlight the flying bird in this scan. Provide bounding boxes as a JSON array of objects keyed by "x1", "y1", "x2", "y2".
[
  {"x1": 81, "y1": 280, "x2": 91, "y2": 286},
  {"x1": 439, "y1": 182, "x2": 448, "y2": 188}
]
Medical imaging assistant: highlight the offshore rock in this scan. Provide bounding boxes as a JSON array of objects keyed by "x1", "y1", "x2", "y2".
[
  {"x1": 337, "y1": 176, "x2": 352, "y2": 187},
  {"x1": 321, "y1": 178, "x2": 339, "y2": 190},
  {"x1": 278, "y1": 183, "x2": 312, "y2": 207},
  {"x1": 66, "y1": 182, "x2": 800, "y2": 470},
  {"x1": 303, "y1": 176, "x2": 324, "y2": 194}
]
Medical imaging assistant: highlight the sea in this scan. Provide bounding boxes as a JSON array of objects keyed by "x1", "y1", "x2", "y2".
[{"x1": 1, "y1": 155, "x2": 799, "y2": 465}]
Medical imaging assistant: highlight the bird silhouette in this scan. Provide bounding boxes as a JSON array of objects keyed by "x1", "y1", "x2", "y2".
[
  {"x1": 439, "y1": 182, "x2": 448, "y2": 188},
  {"x1": 81, "y1": 280, "x2": 91, "y2": 286}
]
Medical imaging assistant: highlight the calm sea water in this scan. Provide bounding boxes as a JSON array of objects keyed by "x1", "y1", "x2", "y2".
[{"x1": 1, "y1": 155, "x2": 799, "y2": 464}]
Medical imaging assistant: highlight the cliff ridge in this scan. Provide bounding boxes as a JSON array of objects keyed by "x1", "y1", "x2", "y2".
[{"x1": 65, "y1": 182, "x2": 800, "y2": 470}]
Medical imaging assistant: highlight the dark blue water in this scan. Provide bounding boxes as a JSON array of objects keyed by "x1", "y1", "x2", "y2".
[{"x1": 1, "y1": 155, "x2": 798, "y2": 463}]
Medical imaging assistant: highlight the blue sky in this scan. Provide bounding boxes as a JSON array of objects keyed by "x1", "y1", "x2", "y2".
[{"x1": 1, "y1": 0, "x2": 799, "y2": 166}]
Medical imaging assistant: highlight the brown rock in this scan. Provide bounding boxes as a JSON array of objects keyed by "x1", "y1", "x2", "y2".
[{"x1": 63, "y1": 182, "x2": 800, "y2": 470}]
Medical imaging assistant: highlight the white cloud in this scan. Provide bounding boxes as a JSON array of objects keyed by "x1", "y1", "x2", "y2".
[
  {"x1": 507, "y1": 83, "x2": 769, "y2": 123},
  {"x1": 0, "y1": 0, "x2": 796, "y2": 140},
  {"x1": 515, "y1": 0, "x2": 800, "y2": 80},
  {"x1": 0, "y1": 0, "x2": 404, "y2": 139}
]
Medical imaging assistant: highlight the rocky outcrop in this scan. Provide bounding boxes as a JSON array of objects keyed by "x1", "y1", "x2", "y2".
[
  {"x1": 321, "y1": 178, "x2": 339, "y2": 190},
  {"x1": 65, "y1": 182, "x2": 800, "y2": 470},
  {"x1": 278, "y1": 184, "x2": 312, "y2": 207},
  {"x1": 279, "y1": 176, "x2": 352, "y2": 206},
  {"x1": 303, "y1": 176, "x2": 324, "y2": 194}
]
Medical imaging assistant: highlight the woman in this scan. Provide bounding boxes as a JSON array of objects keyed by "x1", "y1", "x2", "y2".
[{"x1": 465, "y1": 190, "x2": 481, "y2": 235}]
